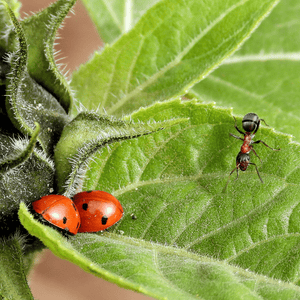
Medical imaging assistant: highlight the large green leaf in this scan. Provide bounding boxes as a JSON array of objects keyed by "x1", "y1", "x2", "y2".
[
  {"x1": 81, "y1": 0, "x2": 161, "y2": 43},
  {"x1": 191, "y1": 0, "x2": 300, "y2": 142},
  {"x1": 71, "y1": 0, "x2": 279, "y2": 116},
  {"x1": 84, "y1": 100, "x2": 298, "y2": 281},
  {"x1": 21, "y1": 101, "x2": 300, "y2": 299},
  {"x1": 19, "y1": 203, "x2": 300, "y2": 300}
]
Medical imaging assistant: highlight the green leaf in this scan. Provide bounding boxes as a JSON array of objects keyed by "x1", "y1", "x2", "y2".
[
  {"x1": 0, "y1": 87, "x2": 17, "y2": 133},
  {"x1": 54, "y1": 111, "x2": 187, "y2": 195},
  {"x1": 4, "y1": 2, "x2": 70, "y2": 154},
  {"x1": 21, "y1": 0, "x2": 76, "y2": 113},
  {"x1": 0, "y1": 0, "x2": 20, "y2": 52},
  {"x1": 0, "y1": 122, "x2": 40, "y2": 172},
  {"x1": 81, "y1": 0, "x2": 161, "y2": 43},
  {"x1": 190, "y1": 0, "x2": 300, "y2": 142},
  {"x1": 19, "y1": 201, "x2": 300, "y2": 300},
  {"x1": 81, "y1": 100, "x2": 300, "y2": 283},
  {"x1": 6, "y1": 70, "x2": 70, "y2": 154},
  {"x1": 71, "y1": 0, "x2": 279, "y2": 116},
  {"x1": 0, "y1": 132, "x2": 55, "y2": 234},
  {"x1": 24, "y1": 100, "x2": 300, "y2": 298},
  {"x1": 0, "y1": 234, "x2": 34, "y2": 300}
]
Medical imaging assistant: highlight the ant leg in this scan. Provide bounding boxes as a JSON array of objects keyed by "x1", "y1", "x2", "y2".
[
  {"x1": 253, "y1": 120, "x2": 260, "y2": 135},
  {"x1": 230, "y1": 133, "x2": 243, "y2": 140},
  {"x1": 235, "y1": 168, "x2": 239, "y2": 180},
  {"x1": 252, "y1": 140, "x2": 280, "y2": 151},
  {"x1": 222, "y1": 165, "x2": 239, "y2": 192},
  {"x1": 249, "y1": 162, "x2": 263, "y2": 183},
  {"x1": 232, "y1": 116, "x2": 244, "y2": 135},
  {"x1": 250, "y1": 148, "x2": 262, "y2": 163},
  {"x1": 259, "y1": 119, "x2": 269, "y2": 127},
  {"x1": 253, "y1": 119, "x2": 269, "y2": 135}
]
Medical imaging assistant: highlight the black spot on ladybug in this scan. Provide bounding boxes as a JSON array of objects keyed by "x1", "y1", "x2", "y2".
[
  {"x1": 76, "y1": 222, "x2": 80, "y2": 229},
  {"x1": 63, "y1": 217, "x2": 67, "y2": 224},
  {"x1": 82, "y1": 203, "x2": 88, "y2": 211},
  {"x1": 102, "y1": 215, "x2": 108, "y2": 225}
]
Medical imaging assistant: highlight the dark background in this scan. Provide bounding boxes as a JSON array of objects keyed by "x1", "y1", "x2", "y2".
[{"x1": 20, "y1": 1, "x2": 153, "y2": 299}]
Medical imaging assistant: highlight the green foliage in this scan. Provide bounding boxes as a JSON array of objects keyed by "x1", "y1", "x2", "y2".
[
  {"x1": 0, "y1": 0, "x2": 299, "y2": 299},
  {"x1": 72, "y1": 0, "x2": 279, "y2": 116},
  {"x1": 21, "y1": 0, "x2": 76, "y2": 113},
  {"x1": 191, "y1": 0, "x2": 300, "y2": 142},
  {"x1": 54, "y1": 111, "x2": 187, "y2": 196},
  {"x1": 4, "y1": 0, "x2": 69, "y2": 154},
  {"x1": 0, "y1": 0, "x2": 20, "y2": 52},
  {"x1": 81, "y1": 0, "x2": 161, "y2": 43},
  {"x1": 0, "y1": 122, "x2": 40, "y2": 172},
  {"x1": 0, "y1": 130, "x2": 55, "y2": 225},
  {"x1": 84, "y1": 100, "x2": 297, "y2": 278},
  {"x1": 19, "y1": 202, "x2": 300, "y2": 300},
  {"x1": 0, "y1": 234, "x2": 33, "y2": 300}
]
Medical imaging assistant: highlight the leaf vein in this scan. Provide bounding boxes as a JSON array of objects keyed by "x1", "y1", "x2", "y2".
[
  {"x1": 102, "y1": 0, "x2": 123, "y2": 31},
  {"x1": 184, "y1": 183, "x2": 289, "y2": 250},
  {"x1": 124, "y1": 35, "x2": 146, "y2": 94},
  {"x1": 108, "y1": 0, "x2": 251, "y2": 114},
  {"x1": 225, "y1": 232, "x2": 300, "y2": 263},
  {"x1": 100, "y1": 49, "x2": 123, "y2": 110}
]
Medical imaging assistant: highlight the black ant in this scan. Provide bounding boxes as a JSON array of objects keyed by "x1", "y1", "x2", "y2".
[{"x1": 224, "y1": 113, "x2": 280, "y2": 190}]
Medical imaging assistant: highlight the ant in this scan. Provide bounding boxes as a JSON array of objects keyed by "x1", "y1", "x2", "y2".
[{"x1": 224, "y1": 113, "x2": 280, "y2": 190}]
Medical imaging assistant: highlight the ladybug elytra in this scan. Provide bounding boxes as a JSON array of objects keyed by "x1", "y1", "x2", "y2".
[
  {"x1": 73, "y1": 190, "x2": 123, "y2": 233},
  {"x1": 32, "y1": 195, "x2": 81, "y2": 235}
]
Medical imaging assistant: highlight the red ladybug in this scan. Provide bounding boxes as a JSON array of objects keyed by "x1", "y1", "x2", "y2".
[
  {"x1": 73, "y1": 191, "x2": 123, "y2": 233},
  {"x1": 32, "y1": 195, "x2": 81, "y2": 235}
]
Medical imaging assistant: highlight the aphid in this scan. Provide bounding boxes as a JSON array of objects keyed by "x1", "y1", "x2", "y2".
[
  {"x1": 130, "y1": 213, "x2": 137, "y2": 220},
  {"x1": 32, "y1": 195, "x2": 81, "y2": 235},
  {"x1": 225, "y1": 113, "x2": 280, "y2": 189}
]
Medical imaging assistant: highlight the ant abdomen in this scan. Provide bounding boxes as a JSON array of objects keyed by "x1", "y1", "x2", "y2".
[{"x1": 236, "y1": 152, "x2": 250, "y2": 171}]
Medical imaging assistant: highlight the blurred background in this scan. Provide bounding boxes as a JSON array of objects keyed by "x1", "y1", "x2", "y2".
[{"x1": 20, "y1": 0, "x2": 153, "y2": 299}]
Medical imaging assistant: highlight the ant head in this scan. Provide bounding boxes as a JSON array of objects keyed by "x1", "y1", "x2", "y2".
[
  {"x1": 236, "y1": 152, "x2": 250, "y2": 171},
  {"x1": 242, "y1": 113, "x2": 260, "y2": 132},
  {"x1": 242, "y1": 113, "x2": 260, "y2": 133}
]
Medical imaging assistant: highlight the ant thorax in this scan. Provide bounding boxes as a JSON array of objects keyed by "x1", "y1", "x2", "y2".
[
  {"x1": 241, "y1": 134, "x2": 253, "y2": 153},
  {"x1": 249, "y1": 133, "x2": 255, "y2": 142}
]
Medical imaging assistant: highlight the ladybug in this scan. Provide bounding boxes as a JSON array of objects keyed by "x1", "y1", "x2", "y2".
[
  {"x1": 73, "y1": 190, "x2": 123, "y2": 233},
  {"x1": 32, "y1": 195, "x2": 81, "y2": 235}
]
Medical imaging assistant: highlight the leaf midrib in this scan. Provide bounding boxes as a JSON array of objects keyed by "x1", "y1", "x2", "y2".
[
  {"x1": 124, "y1": 0, "x2": 133, "y2": 33},
  {"x1": 102, "y1": 0, "x2": 123, "y2": 31},
  {"x1": 224, "y1": 52, "x2": 300, "y2": 64},
  {"x1": 107, "y1": 0, "x2": 251, "y2": 114}
]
